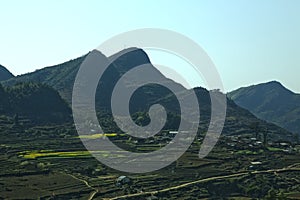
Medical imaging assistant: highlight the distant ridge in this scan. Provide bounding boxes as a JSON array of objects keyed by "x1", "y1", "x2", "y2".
[{"x1": 228, "y1": 81, "x2": 300, "y2": 135}]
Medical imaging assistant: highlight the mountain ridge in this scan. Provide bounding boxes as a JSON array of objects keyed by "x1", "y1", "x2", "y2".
[
  {"x1": 1, "y1": 49, "x2": 296, "y2": 141},
  {"x1": 228, "y1": 81, "x2": 300, "y2": 135},
  {"x1": 0, "y1": 65, "x2": 14, "y2": 81}
]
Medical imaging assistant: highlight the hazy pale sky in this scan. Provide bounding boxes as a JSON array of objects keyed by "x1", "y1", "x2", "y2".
[{"x1": 0, "y1": 0, "x2": 299, "y2": 93}]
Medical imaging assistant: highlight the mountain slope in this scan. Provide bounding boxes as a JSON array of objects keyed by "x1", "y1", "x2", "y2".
[
  {"x1": 0, "y1": 65, "x2": 14, "y2": 81},
  {"x1": 1, "y1": 50, "x2": 296, "y2": 141},
  {"x1": 228, "y1": 81, "x2": 300, "y2": 135},
  {"x1": 3, "y1": 56, "x2": 86, "y2": 102},
  {"x1": 0, "y1": 82, "x2": 71, "y2": 124}
]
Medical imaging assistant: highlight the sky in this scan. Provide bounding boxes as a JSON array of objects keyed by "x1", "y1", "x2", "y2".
[{"x1": 0, "y1": 0, "x2": 299, "y2": 93}]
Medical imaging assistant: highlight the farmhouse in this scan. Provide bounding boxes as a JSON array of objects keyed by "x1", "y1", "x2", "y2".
[{"x1": 116, "y1": 176, "x2": 132, "y2": 187}]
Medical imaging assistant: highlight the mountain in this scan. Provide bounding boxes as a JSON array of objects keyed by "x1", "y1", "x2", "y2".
[
  {"x1": 1, "y1": 50, "x2": 296, "y2": 141},
  {"x1": 2, "y1": 48, "x2": 183, "y2": 112},
  {"x1": 228, "y1": 81, "x2": 300, "y2": 135},
  {"x1": 0, "y1": 65, "x2": 14, "y2": 81},
  {"x1": 2, "y1": 56, "x2": 85, "y2": 102},
  {"x1": 0, "y1": 82, "x2": 71, "y2": 124}
]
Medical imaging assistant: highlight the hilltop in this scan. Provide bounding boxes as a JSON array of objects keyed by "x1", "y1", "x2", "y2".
[{"x1": 228, "y1": 81, "x2": 300, "y2": 135}]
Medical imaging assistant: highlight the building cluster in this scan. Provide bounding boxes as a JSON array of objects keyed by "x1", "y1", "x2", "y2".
[{"x1": 223, "y1": 135, "x2": 296, "y2": 154}]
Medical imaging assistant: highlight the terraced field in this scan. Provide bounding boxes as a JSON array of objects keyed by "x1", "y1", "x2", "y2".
[{"x1": 1, "y1": 115, "x2": 300, "y2": 199}]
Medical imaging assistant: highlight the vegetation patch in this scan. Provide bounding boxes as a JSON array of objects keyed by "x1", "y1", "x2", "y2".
[{"x1": 77, "y1": 133, "x2": 118, "y2": 139}]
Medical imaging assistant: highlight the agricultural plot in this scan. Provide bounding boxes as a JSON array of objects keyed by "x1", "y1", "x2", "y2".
[{"x1": 0, "y1": 117, "x2": 300, "y2": 199}]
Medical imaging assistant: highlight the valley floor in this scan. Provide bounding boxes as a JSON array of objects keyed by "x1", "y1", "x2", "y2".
[{"x1": 1, "y1": 116, "x2": 300, "y2": 199}]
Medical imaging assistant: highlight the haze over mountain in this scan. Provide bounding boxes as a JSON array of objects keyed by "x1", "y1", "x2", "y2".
[
  {"x1": 228, "y1": 81, "x2": 300, "y2": 135},
  {"x1": 0, "y1": 65, "x2": 14, "y2": 81},
  {"x1": 1, "y1": 49, "x2": 296, "y2": 141}
]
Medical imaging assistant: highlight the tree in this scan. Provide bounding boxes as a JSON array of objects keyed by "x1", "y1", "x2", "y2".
[
  {"x1": 0, "y1": 83, "x2": 4, "y2": 94},
  {"x1": 14, "y1": 113, "x2": 19, "y2": 126},
  {"x1": 250, "y1": 122, "x2": 260, "y2": 139},
  {"x1": 263, "y1": 131, "x2": 268, "y2": 147},
  {"x1": 294, "y1": 133, "x2": 299, "y2": 144},
  {"x1": 0, "y1": 83, "x2": 8, "y2": 112}
]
